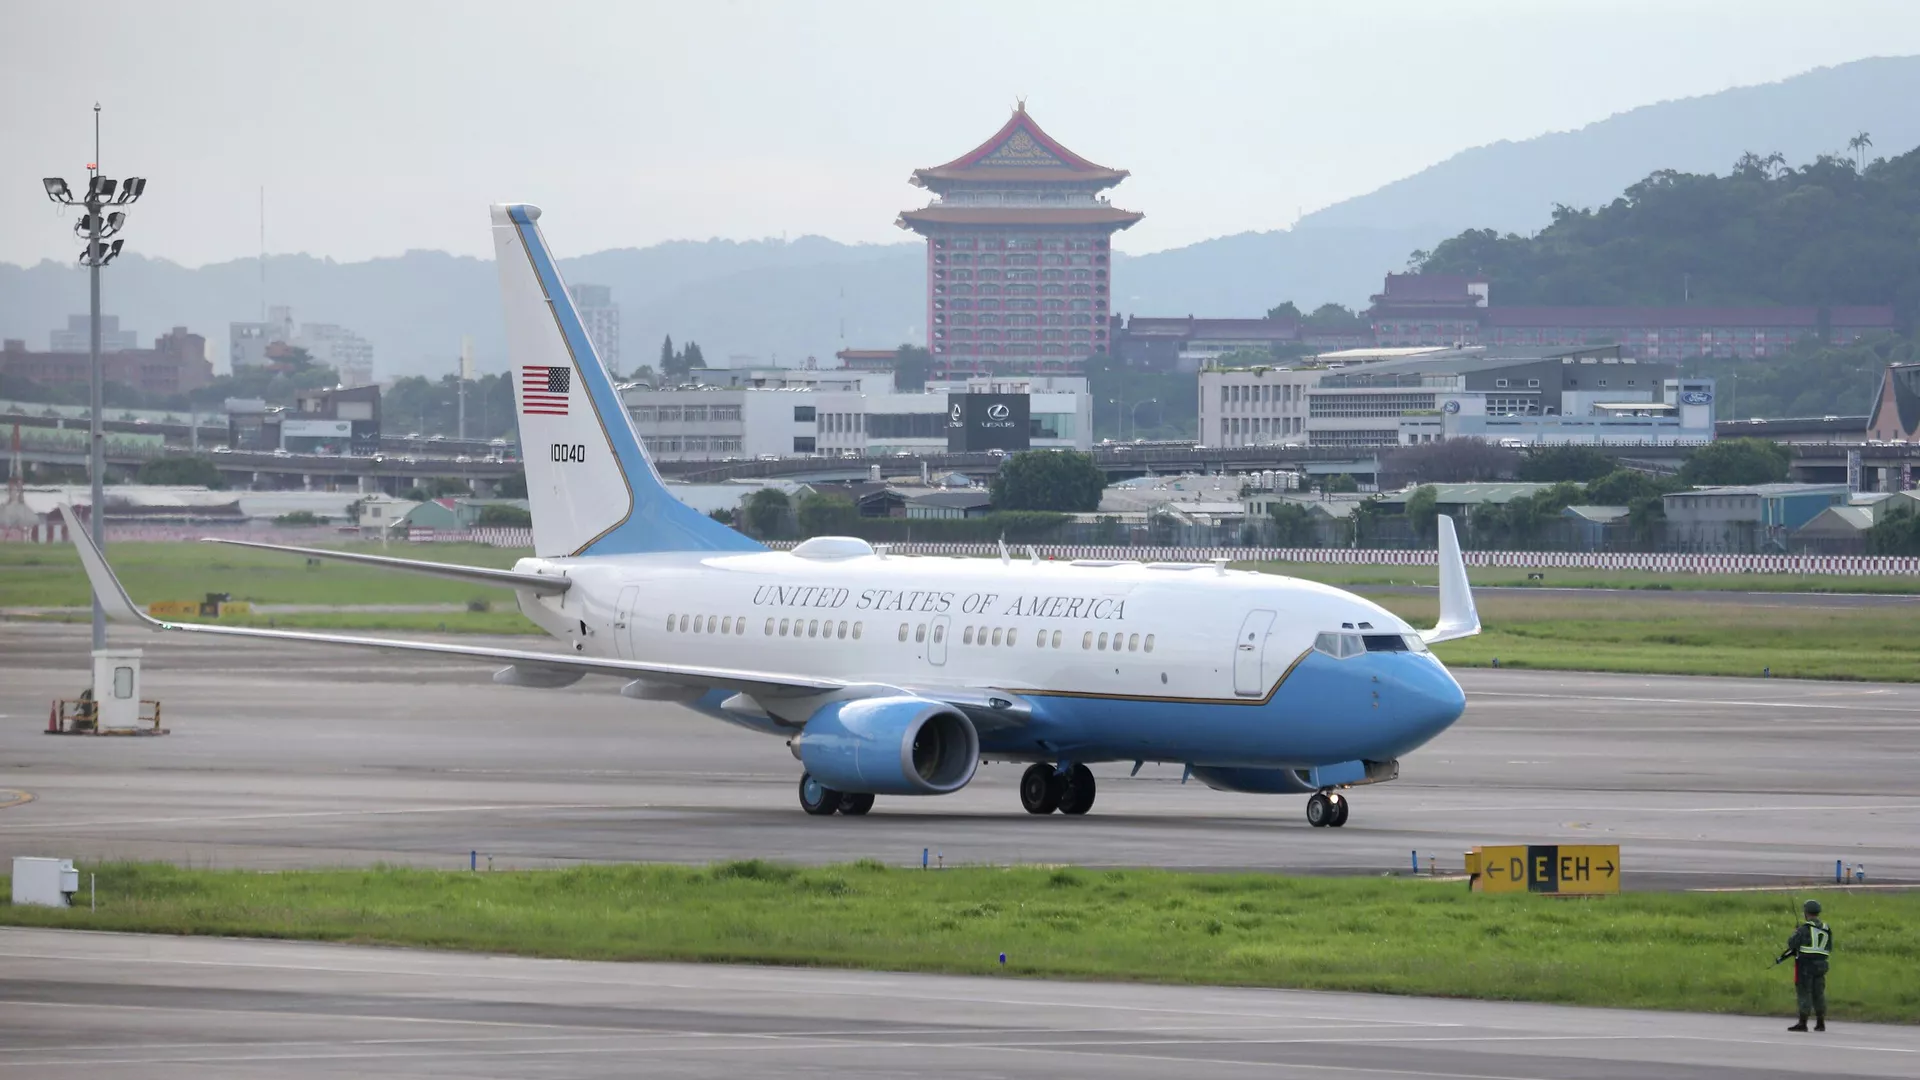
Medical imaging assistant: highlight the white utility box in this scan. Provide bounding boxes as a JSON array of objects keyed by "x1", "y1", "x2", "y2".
[
  {"x1": 11, "y1": 857, "x2": 79, "y2": 908},
  {"x1": 91, "y1": 648, "x2": 143, "y2": 730}
]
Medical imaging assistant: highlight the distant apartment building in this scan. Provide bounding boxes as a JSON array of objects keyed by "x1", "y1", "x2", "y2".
[
  {"x1": 2, "y1": 327, "x2": 213, "y2": 396},
  {"x1": 1198, "y1": 345, "x2": 1710, "y2": 449},
  {"x1": 1367, "y1": 273, "x2": 1896, "y2": 359},
  {"x1": 297, "y1": 323, "x2": 375, "y2": 387},
  {"x1": 49, "y1": 314, "x2": 138, "y2": 353},
  {"x1": 230, "y1": 306, "x2": 297, "y2": 370},
  {"x1": 568, "y1": 284, "x2": 621, "y2": 373}
]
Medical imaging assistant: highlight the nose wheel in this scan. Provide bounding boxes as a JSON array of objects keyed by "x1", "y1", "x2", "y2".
[{"x1": 1306, "y1": 790, "x2": 1349, "y2": 828}]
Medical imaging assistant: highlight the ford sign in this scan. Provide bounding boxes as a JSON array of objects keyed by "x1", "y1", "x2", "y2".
[
  {"x1": 1442, "y1": 400, "x2": 1461, "y2": 414},
  {"x1": 1680, "y1": 391, "x2": 1714, "y2": 405}
]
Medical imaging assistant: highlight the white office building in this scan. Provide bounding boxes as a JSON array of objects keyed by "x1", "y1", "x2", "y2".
[
  {"x1": 568, "y1": 284, "x2": 621, "y2": 373},
  {"x1": 297, "y1": 323, "x2": 375, "y2": 387},
  {"x1": 50, "y1": 314, "x2": 138, "y2": 353},
  {"x1": 622, "y1": 372, "x2": 1091, "y2": 462}
]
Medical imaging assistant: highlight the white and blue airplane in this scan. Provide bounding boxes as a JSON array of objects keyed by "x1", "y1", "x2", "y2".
[{"x1": 61, "y1": 203, "x2": 1479, "y2": 826}]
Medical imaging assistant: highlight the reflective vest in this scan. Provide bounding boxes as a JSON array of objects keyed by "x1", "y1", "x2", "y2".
[{"x1": 1801, "y1": 921, "x2": 1831, "y2": 957}]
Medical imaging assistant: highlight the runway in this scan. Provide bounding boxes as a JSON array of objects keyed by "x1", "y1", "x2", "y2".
[
  {"x1": 0, "y1": 927, "x2": 1914, "y2": 1079},
  {"x1": 2, "y1": 623, "x2": 1917, "y2": 886}
]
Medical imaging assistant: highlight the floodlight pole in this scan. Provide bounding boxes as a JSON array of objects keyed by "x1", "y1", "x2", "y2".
[{"x1": 87, "y1": 103, "x2": 106, "y2": 650}]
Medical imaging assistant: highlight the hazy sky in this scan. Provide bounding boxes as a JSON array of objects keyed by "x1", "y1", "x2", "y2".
[{"x1": 5, "y1": 0, "x2": 1919, "y2": 268}]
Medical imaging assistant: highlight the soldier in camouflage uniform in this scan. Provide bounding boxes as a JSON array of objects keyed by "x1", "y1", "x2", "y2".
[{"x1": 1777, "y1": 899, "x2": 1833, "y2": 1032}]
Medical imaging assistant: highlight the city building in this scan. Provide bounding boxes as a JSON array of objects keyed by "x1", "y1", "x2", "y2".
[
  {"x1": 0, "y1": 327, "x2": 212, "y2": 397},
  {"x1": 1366, "y1": 273, "x2": 1896, "y2": 359},
  {"x1": 1198, "y1": 345, "x2": 1709, "y2": 449},
  {"x1": 49, "y1": 314, "x2": 138, "y2": 353},
  {"x1": 897, "y1": 104, "x2": 1140, "y2": 377},
  {"x1": 297, "y1": 323, "x2": 375, "y2": 387},
  {"x1": 568, "y1": 284, "x2": 621, "y2": 373},
  {"x1": 835, "y1": 349, "x2": 900, "y2": 374},
  {"x1": 1112, "y1": 316, "x2": 1300, "y2": 373},
  {"x1": 230, "y1": 306, "x2": 297, "y2": 370},
  {"x1": 906, "y1": 490, "x2": 994, "y2": 519},
  {"x1": 1661, "y1": 483, "x2": 1848, "y2": 552},
  {"x1": 622, "y1": 373, "x2": 1091, "y2": 462}
]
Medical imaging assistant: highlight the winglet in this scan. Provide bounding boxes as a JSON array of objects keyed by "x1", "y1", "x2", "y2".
[
  {"x1": 1421, "y1": 514, "x2": 1480, "y2": 645},
  {"x1": 58, "y1": 504, "x2": 160, "y2": 629}
]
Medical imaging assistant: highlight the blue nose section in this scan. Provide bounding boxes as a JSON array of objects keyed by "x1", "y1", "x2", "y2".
[{"x1": 1384, "y1": 653, "x2": 1468, "y2": 755}]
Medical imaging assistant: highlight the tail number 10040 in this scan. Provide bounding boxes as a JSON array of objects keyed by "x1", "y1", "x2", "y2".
[{"x1": 550, "y1": 444, "x2": 587, "y2": 463}]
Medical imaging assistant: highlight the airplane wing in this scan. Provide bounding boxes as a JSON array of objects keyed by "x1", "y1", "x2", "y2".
[
  {"x1": 202, "y1": 538, "x2": 571, "y2": 595},
  {"x1": 61, "y1": 506, "x2": 838, "y2": 700},
  {"x1": 1420, "y1": 514, "x2": 1481, "y2": 645}
]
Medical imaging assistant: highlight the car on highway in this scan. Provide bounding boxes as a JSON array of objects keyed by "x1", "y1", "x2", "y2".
[
  {"x1": 430, "y1": 434, "x2": 447, "y2": 442},
  {"x1": 455, "y1": 454, "x2": 473, "y2": 463},
  {"x1": 211, "y1": 445, "x2": 232, "y2": 454},
  {"x1": 270, "y1": 448, "x2": 292, "y2": 458}
]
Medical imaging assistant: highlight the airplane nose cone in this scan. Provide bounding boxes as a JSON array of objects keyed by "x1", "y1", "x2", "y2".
[{"x1": 1389, "y1": 654, "x2": 1467, "y2": 753}]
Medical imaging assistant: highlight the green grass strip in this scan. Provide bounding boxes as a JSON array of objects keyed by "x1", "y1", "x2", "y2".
[{"x1": 5, "y1": 862, "x2": 1915, "y2": 1023}]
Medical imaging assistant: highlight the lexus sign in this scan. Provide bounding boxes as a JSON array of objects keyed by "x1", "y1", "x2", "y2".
[{"x1": 947, "y1": 393, "x2": 1031, "y2": 453}]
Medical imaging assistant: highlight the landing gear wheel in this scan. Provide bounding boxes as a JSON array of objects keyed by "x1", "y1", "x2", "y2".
[
  {"x1": 799, "y1": 773, "x2": 843, "y2": 816},
  {"x1": 1327, "y1": 792, "x2": 1349, "y2": 828},
  {"x1": 839, "y1": 793, "x2": 875, "y2": 816},
  {"x1": 1058, "y1": 764, "x2": 1097, "y2": 816},
  {"x1": 1020, "y1": 763, "x2": 1061, "y2": 815},
  {"x1": 1306, "y1": 791, "x2": 1334, "y2": 827}
]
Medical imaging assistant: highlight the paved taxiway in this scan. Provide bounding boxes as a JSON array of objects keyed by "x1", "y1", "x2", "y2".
[
  {"x1": 1, "y1": 928, "x2": 1915, "y2": 1079},
  {"x1": 2, "y1": 623, "x2": 1917, "y2": 886}
]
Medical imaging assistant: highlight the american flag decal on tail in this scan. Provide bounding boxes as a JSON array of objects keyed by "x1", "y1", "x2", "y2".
[{"x1": 521, "y1": 365, "x2": 570, "y2": 415}]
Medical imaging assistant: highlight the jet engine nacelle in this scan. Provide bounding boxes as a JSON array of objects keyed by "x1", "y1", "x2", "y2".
[
  {"x1": 1190, "y1": 759, "x2": 1398, "y2": 794},
  {"x1": 791, "y1": 696, "x2": 979, "y2": 796}
]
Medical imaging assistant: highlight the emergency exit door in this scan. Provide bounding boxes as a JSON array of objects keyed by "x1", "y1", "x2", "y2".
[{"x1": 1234, "y1": 609, "x2": 1276, "y2": 696}]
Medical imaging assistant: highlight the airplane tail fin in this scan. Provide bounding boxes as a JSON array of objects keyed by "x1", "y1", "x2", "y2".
[
  {"x1": 1421, "y1": 514, "x2": 1480, "y2": 645},
  {"x1": 490, "y1": 204, "x2": 763, "y2": 558}
]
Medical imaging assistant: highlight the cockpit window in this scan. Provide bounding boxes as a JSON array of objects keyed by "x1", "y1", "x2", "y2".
[
  {"x1": 1362, "y1": 634, "x2": 1408, "y2": 653},
  {"x1": 1313, "y1": 631, "x2": 1363, "y2": 659},
  {"x1": 1405, "y1": 634, "x2": 1430, "y2": 653}
]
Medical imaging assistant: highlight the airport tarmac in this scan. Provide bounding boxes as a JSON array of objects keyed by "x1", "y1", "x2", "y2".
[
  {"x1": 1, "y1": 623, "x2": 1917, "y2": 886},
  {"x1": 1, "y1": 927, "x2": 1915, "y2": 1079}
]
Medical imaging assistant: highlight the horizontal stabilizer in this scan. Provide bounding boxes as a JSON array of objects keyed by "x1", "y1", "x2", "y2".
[{"x1": 202, "y1": 538, "x2": 570, "y2": 594}]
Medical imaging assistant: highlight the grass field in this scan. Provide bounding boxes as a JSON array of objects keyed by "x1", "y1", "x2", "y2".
[
  {"x1": 0, "y1": 541, "x2": 526, "y2": 609},
  {"x1": 1374, "y1": 592, "x2": 1920, "y2": 682},
  {"x1": 3, "y1": 861, "x2": 1913, "y2": 1023},
  {"x1": 1244, "y1": 561, "x2": 1920, "y2": 595}
]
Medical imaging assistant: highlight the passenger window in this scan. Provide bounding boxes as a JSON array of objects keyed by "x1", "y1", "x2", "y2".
[
  {"x1": 1052, "y1": 630, "x2": 1063, "y2": 648},
  {"x1": 837, "y1": 621, "x2": 848, "y2": 639},
  {"x1": 738, "y1": 618, "x2": 747, "y2": 636},
  {"x1": 720, "y1": 616, "x2": 731, "y2": 634},
  {"x1": 916, "y1": 624, "x2": 926, "y2": 643},
  {"x1": 765, "y1": 618, "x2": 774, "y2": 635},
  {"x1": 991, "y1": 628, "x2": 1003, "y2": 646},
  {"x1": 1098, "y1": 632, "x2": 1109, "y2": 650},
  {"x1": 693, "y1": 616, "x2": 704, "y2": 633},
  {"x1": 852, "y1": 622, "x2": 863, "y2": 640},
  {"x1": 1143, "y1": 634, "x2": 1154, "y2": 653},
  {"x1": 679, "y1": 615, "x2": 689, "y2": 632},
  {"x1": 1128, "y1": 633, "x2": 1139, "y2": 651},
  {"x1": 666, "y1": 615, "x2": 676, "y2": 631},
  {"x1": 933, "y1": 624, "x2": 945, "y2": 643},
  {"x1": 1006, "y1": 628, "x2": 1017, "y2": 646},
  {"x1": 899, "y1": 623, "x2": 909, "y2": 642},
  {"x1": 779, "y1": 618, "x2": 790, "y2": 636},
  {"x1": 964, "y1": 627, "x2": 975, "y2": 645},
  {"x1": 808, "y1": 620, "x2": 819, "y2": 638},
  {"x1": 1035, "y1": 630, "x2": 1047, "y2": 648},
  {"x1": 1082, "y1": 631, "x2": 1093, "y2": 649}
]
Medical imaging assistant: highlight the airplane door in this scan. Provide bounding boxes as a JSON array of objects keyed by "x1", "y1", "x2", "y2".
[
  {"x1": 1234, "y1": 610, "x2": 1276, "y2": 696},
  {"x1": 928, "y1": 615, "x2": 950, "y2": 666},
  {"x1": 614, "y1": 585, "x2": 641, "y2": 660}
]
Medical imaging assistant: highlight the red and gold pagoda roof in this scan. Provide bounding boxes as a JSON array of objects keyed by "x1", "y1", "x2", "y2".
[{"x1": 911, "y1": 105, "x2": 1130, "y2": 190}]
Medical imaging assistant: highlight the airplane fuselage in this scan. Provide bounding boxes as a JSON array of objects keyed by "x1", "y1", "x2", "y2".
[{"x1": 509, "y1": 548, "x2": 1467, "y2": 771}]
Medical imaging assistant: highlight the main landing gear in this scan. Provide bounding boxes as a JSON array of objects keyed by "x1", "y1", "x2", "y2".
[
  {"x1": 798, "y1": 773, "x2": 874, "y2": 816},
  {"x1": 1020, "y1": 763, "x2": 1096, "y2": 816},
  {"x1": 1306, "y1": 790, "x2": 1350, "y2": 828}
]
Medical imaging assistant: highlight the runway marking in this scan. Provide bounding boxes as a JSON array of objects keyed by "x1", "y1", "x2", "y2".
[{"x1": 0, "y1": 800, "x2": 661, "y2": 832}]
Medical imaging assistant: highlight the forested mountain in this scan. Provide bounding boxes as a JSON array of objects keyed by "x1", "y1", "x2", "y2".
[{"x1": 1417, "y1": 144, "x2": 1920, "y2": 324}]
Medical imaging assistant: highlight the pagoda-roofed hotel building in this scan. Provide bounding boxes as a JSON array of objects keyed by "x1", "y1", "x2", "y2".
[{"x1": 898, "y1": 105, "x2": 1140, "y2": 376}]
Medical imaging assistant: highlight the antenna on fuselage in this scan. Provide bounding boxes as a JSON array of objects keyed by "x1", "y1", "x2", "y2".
[
  {"x1": 997, "y1": 537, "x2": 1011, "y2": 566},
  {"x1": 1025, "y1": 545, "x2": 1039, "y2": 565}
]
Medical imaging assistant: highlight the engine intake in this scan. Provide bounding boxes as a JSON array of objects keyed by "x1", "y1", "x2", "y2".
[{"x1": 792, "y1": 696, "x2": 979, "y2": 796}]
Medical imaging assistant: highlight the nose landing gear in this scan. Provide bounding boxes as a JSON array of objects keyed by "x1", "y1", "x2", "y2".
[{"x1": 1306, "y1": 790, "x2": 1349, "y2": 827}]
